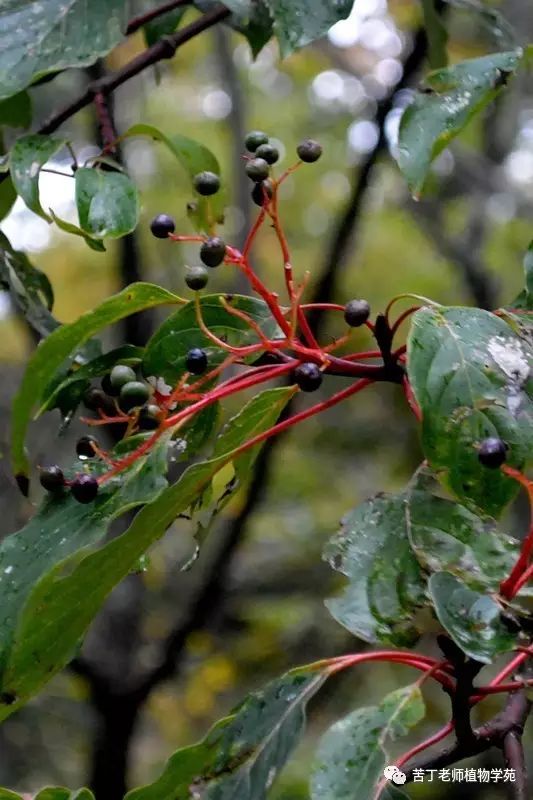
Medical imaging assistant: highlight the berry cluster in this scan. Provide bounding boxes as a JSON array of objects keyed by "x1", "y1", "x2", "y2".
[{"x1": 39, "y1": 135, "x2": 514, "y2": 504}]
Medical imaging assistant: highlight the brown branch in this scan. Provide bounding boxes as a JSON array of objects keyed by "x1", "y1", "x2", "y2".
[
  {"x1": 125, "y1": 0, "x2": 191, "y2": 35},
  {"x1": 405, "y1": 680, "x2": 532, "y2": 788},
  {"x1": 38, "y1": 5, "x2": 231, "y2": 136}
]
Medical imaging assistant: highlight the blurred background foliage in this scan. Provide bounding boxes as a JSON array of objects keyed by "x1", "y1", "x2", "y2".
[{"x1": 0, "y1": 0, "x2": 532, "y2": 797}]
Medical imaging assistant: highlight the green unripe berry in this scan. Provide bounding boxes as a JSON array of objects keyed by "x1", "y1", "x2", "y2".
[
  {"x1": 245, "y1": 130, "x2": 269, "y2": 152},
  {"x1": 255, "y1": 143, "x2": 279, "y2": 164},
  {"x1": 110, "y1": 364, "x2": 137, "y2": 391},
  {"x1": 185, "y1": 265, "x2": 209, "y2": 290},
  {"x1": 120, "y1": 381, "x2": 151, "y2": 411},
  {"x1": 245, "y1": 158, "x2": 270, "y2": 182},
  {"x1": 193, "y1": 171, "x2": 221, "y2": 196}
]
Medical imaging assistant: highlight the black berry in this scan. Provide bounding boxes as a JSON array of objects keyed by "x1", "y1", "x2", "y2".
[
  {"x1": 200, "y1": 236, "x2": 226, "y2": 268},
  {"x1": 110, "y1": 364, "x2": 137, "y2": 391},
  {"x1": 251, "y1": 179, "x2": 274, "y2": 207},
  {"x1": 39, "y1": 465, "x2": 65, "y2": 493},
  {"x1": 76, "y1": 436, "x2": 97, "y2": 458},
  {"x1": 193, "y1": 171, "x2": 220, "y2": 196},
  {"x1": 83, "y1": 387, "x2": 110, "y2": 411},
  {"x1": 101, "y1": 373, "x2": 119, "y2": 397},
  {"x1": 344, "y1": 299, "x2": 371, "y2": 328},
  {"x1": 255, "y1": 143, "x2": 279, "y2": 165},
  {"x1": 138, "y1": 404, "x2": 162, "y2": 431},
  {"x1": 293, "y1": 363, "x2": 323, "y2": 392},
  {"x1": 245, "y1": 130, "x2": 269, "y2": 152},
  {"x1": 478, "y1": 437, "x2": 508, "y2": 468},
  {"x1": 71, "y1": 474, "x2": 99, "y2": 504},
  {"x1": 297, "y1": 139, "x2": 322, "y2": 163},
  {"x1": 245, "y1": 158, "x2": 270, "y2": 182},
  {"x1": 150, "y1": 213, "x2": 175, "y2": 239},
  {"x1": 186, "y1": 348, "x2": 208, "y2": 375},
  {"x1": 185, "y1": 265, "x2": 209, "y2": 291},
  {"x1": 120, "y1": 381, "x2": 151, "y2": 411}
]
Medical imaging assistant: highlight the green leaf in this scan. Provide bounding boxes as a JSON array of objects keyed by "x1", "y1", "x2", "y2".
[
  {"x1": 143, "y1": 294, "x2": 283, "y2": 385},
  {"x1": 0, "y1": 174, "x2": 16, "y2": 221},
  {"x1": 428, "y1": 571, "x2": 515, "y2": 662},
  {"x1": 75, "y1": 167, "x2": 139, "y2": 239},
  {"x1": 407, "y1": 306, "x2": 533, "y2": 516},
  {"x1": 0, "y1": 790, "x2": 23, "y2": 800},
  {"x1": 422, "y1": 0, "x2": 448, "y2": 69},
  {"x1": 404, "y1": 469, "x2": 518, "y2": 591},
  {"x1": 324, "y1": 492, "x2": 427, "y2": 647},
  {"x1": 0, "y1": 436, "x2": 170, "y2": 718},
  {"x1": 0, "y1": 91, "x2": 32, "y2": 128},
  {"x1": 263, "y1": 0, "x2": 353, "y2": 58},
  {"x1": 126, "y1": 661, "x2": 331, "y2": 800},
  {"x1": 39, "y1": 344, "x2": 144, "y2": 417},
  {"x1": 11, "y1": 283, "x2": 182, "y2": 482},
  {"x1": 123, "y1": 124, "x2": 224, "y2": 232},
  {"x1": 397, "y1": 51, "x2": 522, "y2": 197},
  {"x1": 9, "y1": 134, "x2": 66, "y2": 220},
  {"x1": 0, "y1": 1, "x2": 130, "y2": 101},
  {"x1": 310, "y1": 684, "x2": 424, "y2": 800},
  {"x1": 0, "y1": 231, "x2": 58, "y2": 337},
  {"x1": 143, "y1": 5, "x2": 187, "y2": 47}
]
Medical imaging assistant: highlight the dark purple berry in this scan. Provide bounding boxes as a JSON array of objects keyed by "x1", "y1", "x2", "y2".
[
  {"x1": 150, "y1": 213, "x2": 175, "y2": 239},
  {"x1": 193, "y1": 171, "x2": 220, "y2": 196},
  {"x1": 101, "y1": 373, "x2": 119, "y2": 397},
  {"x1": 293, "y1": 363, "x2": 323, "y2": 392},
  {"x1": 255, "y1": 143, "x2": 279, "y2": 165},
  {"x1": 478, "y1": 437, "x2": 508, "y2": 468},
  {"x1": 39, "y1": 465, "x2": 65, "y2": 493},
  {"x1": 344, "y1": 299, "x2": 371, "y2": 328},
  {"x1": 76, "y1": 436, "x2": 97, "y2": 458},
  {"x1": 245, "y1": 130, "x2": 269, "y2": 152},
  {"x1": 245, "y1": 157, "x2": 270, "y2": 182},
  {"x1": 186, "y1": 348, "x2": 208, "y2": 375},
  {"x1": 84, "y1": 387, "x2": 109, "y2": 411},
  {"x1": 200, "y1": 236, "x2": 226, "y2": 268},
  {"x1": 251, "y1": 179, "x2": 274, "y2": 207},
  {"x1": 297, "y1": 139, "x2": 322, "y2": 163},
  {"x1": 120, "y1": 381, "x2": 151, "y2": 411},
  {"x1": 185, "y1": 265, "x2": 209, "y2": 290},
  {"x1": 71, "y1": 474, "x2": 99, "y2": 504}
]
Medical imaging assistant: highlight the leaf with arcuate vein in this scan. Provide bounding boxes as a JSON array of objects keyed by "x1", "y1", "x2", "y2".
[
  {"x1": 0, "y1": 1, "x2": 130, "y2": 101},
  {"x1": 127, "y1": 661, "x2": 332, "y2": 800},
  {"x1": 9, "y1": 134, "x2": 66, "y2": 221},
  {"x1": 429, "y1": 571, "x2": 516, "y2": 662},
  {"x1": 407, "y1": 306, "x2": 533, "y2": 517},
  {"x1": 0, "y1": 435, "x2": 170, "y2": 720},
  {"x1": 11, "y1": 282, "x2": 183, "y2": 482},
  {"x1": 397, "y1": 50, "x2": 522, "y2": 197},
  {"x1": 0, "y1": 231, "x2": 58, "y2": 338},
  {"x1": 0, "y1": 388, "x2": 293, "y2": 720},
  {"x1": 311, "y1": 683, "x2": 424, "y2": 799}
]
